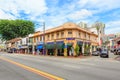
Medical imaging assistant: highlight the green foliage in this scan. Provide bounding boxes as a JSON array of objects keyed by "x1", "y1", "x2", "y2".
[
  {"x1": 0, "y1": 19, "x2": 35, "y2": 40},
  {"x1": 74, "y1": 44, "x2": 79, "y2": 56},
  {"x1": 84, "y1": 44, "x2": 90, "y2": 56}
]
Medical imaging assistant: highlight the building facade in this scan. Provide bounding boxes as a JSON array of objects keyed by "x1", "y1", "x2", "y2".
[
  {"x1": 31, "y1": 22, "x2": 98, "y2": 56},
  {"x1": 6, "y1": 38, "x2": 21, "y2": 53},
  {"x1": 90, "y1": 22, "x2": 105, "y2": 46}
]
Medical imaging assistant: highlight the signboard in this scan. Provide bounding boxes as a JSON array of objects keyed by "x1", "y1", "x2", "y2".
[{"x1": 66, "y1": 38, "x2": 75, "y2": 40}]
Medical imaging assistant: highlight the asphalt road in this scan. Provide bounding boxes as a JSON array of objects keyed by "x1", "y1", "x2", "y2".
[{"x1": 0, "y1": 52, "x2": 120, "y2": 80}]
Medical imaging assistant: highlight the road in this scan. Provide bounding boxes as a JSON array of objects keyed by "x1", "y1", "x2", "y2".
[{"x1": 0, "y1": 52, "x2": 120, "y2": 80}]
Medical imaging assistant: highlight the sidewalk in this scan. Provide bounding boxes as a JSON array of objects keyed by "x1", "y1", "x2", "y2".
[{"x1": 115, "y1": 55, "x2": 120, "y2": 61}]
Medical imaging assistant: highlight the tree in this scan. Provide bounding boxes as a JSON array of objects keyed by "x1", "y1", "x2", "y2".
[
  {"x1": 0, "y1": 19, "x2": 35, "y2": 40},
  {"x1": 74, "y1": 44, "x2": 79, "y2": 56}
]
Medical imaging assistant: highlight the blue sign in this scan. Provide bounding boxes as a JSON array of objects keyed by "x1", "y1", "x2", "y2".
[{"x1": 66, "y1": 38, "x2": 75, "y2": 40}]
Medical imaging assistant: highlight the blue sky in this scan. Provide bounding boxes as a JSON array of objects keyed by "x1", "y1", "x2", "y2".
[{"x1": 0, "y1": 0, "x2": 120, "y2": 34}]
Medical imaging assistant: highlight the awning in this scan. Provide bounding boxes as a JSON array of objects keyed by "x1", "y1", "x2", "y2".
[
  {"x1": 56, "y1": 41, "x2": 64, "y2": 49},
  {"x1": 67, "y1": 43, "x2": 73, "y2": 46},
  {"x1": 77, "y1": 41, "x2": 83, "y2": 45},
  {"x1": 46, "y1": 42, "x2": 55, "y2": 49},
  {"x1": 37, "y1": 45, "x2": 43, "y2": 49}
]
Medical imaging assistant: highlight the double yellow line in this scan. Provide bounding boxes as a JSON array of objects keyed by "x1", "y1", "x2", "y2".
[{"x1": 0, "y1": 56, "x2": 64, "y2": 80}]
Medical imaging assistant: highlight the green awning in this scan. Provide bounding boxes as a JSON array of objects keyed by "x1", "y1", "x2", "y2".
[
  {"x1": 77, "y1": 41, "x2": 83, "y2": 45},
  {"x1": 67, "y1": 43, "x2": 72, "y2": 46},
  {"x1": 56, "y1": 43, "x2": 64, "y2": 49},
  {"x1": 46, "y1": 44, "x2": 55, "y2": 49}
]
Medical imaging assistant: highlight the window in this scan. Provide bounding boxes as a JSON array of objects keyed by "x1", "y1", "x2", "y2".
[
  {"x1": 40, "y1": 36, "x2": 42, "y2": 41},
  {"x1": 68, "y1": 31, "x2": 72, "y2": 34},
  {"x1": 36, "y1": 37, "x2": 38, "y2": 42},
  {"x1": 79, "y1": 32, "x2": 81, "y2": 38},
  {"x1": 47, "y1": 34, "x2": 50, "y2": 40},
  {"x1": 68, "y1": 30, "x2": 72, "y2": 37},
  {"x1": 88, "y1": 35, "x2": 90, "y2": 40},
  {"x1": 52, "y1": 34, "x2": 54, "y2": 39},
  {"x1": 57, "y1": 33, "x2": 59, "y2": 38},
  {"x1": 61, "y1": 32, "x2": 64, "y2": 38},
  {"x1": 84, "y1": 33, "x2": 86, "y2": 39}
]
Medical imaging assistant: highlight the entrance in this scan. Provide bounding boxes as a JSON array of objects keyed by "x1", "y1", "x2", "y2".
[
  {"x1": 78, "y1": 45, "x2": 82, "y2": 56},
  {"x1": 67, "y1": 43, "x2": 73, "y2": 56},
  {"x1": 48, "y1": 49, "x2": 54, "y2": 56}
]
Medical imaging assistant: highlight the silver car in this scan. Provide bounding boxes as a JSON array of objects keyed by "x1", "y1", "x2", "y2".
[
  {"x1": 92, "y1": 51, "x2": 100, "y2": 56},
  {"x1": 100, "y1": 49, "x2": 109, "y2": 58}
]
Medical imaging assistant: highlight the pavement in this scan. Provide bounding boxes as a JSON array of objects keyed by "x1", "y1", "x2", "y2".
[{"x1": 115, "y1": 55, "x2": 120, "y2": 61}]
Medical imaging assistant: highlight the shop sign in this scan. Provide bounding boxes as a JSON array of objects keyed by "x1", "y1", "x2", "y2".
[{"x1": 66, "y1": 38, "x2": 75, "y2": 40}]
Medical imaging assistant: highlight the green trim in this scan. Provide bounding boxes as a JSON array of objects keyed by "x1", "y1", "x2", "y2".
[
  {"x1": 56, "y1": 43, "x2": 64, "y2": 49},
  {"x1": 46, "y1": 44, "x2": 55, "y2": 49}
]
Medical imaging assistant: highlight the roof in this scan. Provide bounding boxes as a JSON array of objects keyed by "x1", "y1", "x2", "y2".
[
  {"x1": 6, "y1": 38, "x2": 21, "y2": 43},
  {"x1": 113, "y1": 37, "x2": 120, "y2": 41},
  {"x1": 33, "y1": 22, "x2": 98, "y2": 37}
]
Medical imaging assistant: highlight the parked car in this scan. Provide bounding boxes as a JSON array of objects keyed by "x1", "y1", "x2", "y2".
[
  {"x1": 100, "y1": 48, "x2": 109, "y2": 58},
  {"x1": 117, "y1": 48, "x2": 120, "y2": 55},
  {"x1": 92, "y1": 51, "x2": 100, "y2": 56},
  {"x1": 7, "y1": 49, "x2": 13, "y2": 53}
]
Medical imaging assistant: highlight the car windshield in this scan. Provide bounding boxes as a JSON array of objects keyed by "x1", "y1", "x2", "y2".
[{"x1": 101, "y1": 49, "x2": 107, "y2": 53}]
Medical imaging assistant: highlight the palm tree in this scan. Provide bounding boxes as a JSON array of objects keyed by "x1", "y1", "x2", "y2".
[{"x1": 94, "y1": 21, "x2": 101, "y2": 46}]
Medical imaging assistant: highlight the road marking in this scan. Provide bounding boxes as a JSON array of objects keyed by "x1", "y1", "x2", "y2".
[{"x1": 0, "y1": 56, "x2": 64, "y2": 80}]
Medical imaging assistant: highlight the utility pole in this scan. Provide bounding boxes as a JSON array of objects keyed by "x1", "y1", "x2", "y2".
[{"x1": 43, "y1": 22, "x2": 45, "y2": 55}]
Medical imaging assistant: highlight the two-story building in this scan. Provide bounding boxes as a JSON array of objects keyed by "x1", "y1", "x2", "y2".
[
  {"x1": 6, "y1": 38, "x2": 21, "y2": 53},
  {"x1": 31, "y1": 22, "x2": 98, "y2": 56}
]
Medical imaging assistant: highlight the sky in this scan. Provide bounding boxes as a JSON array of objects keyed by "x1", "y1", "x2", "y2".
[{"x1": 0, "y1": 0, "x2": 120, "y2": 34}]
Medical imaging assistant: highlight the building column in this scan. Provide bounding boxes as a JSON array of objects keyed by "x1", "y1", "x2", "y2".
[
  {"x1": 25, "y1": 49, "x2": 27, "y2": 54},
  {"x1": 64, "y1": 40, "x2": 67, "y2": 56},
  {"x1": 90, "y1": 45, "x2": 92, "y2": 55},
  {"x1": 28, "y1": 46, "x2": 30, "y2": 54},
  {"x1": 82, "y1": 42, "x2": 85, "y2": 55},
  {"x1": 73, "y1": 41, "x2": 76, "y2": 56},
  {"x1": 32, "y1": 44, "x2": 35, "y2": 55},
  {"x1": 55, "y1": 48, "x2": 57, "y2": 56}
]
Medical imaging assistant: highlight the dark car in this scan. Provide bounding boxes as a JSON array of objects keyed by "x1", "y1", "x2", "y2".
[
  {"x1": 116, "y1": 48, "x2": 120, "y2": 55},
  {"x1": 7, "y1": 50, "x2": 13, "y2": 53},
  {"x1": 92, "y1": 51, "x2": 100, "y2": 56},
  {"x1": 100, "y1": 49, "x2": 109, "y2": 58}
]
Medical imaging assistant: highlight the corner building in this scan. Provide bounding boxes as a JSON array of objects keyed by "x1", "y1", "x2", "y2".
[{"x1": 32, "y1": 22, "x2": 98, "y2": 56}]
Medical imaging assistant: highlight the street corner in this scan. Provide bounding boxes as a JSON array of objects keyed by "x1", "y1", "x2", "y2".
[{"x1": 114, "y1": 56, "x2": 120, "y2": 61}]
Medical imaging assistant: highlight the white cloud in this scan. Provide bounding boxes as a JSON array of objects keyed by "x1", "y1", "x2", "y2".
[
  {"x1": 0, "y1": 0, "x2": 47, "y2": 20},
  {"x1": 67, "y1": 9, "x2": 93, "y2": 20},
  {"x1": 0, "y1": 9, "x2": 15, "y2": 19},
  {"x1": 105, "y1": 20, "x2": 120, "y2": 34},
  {"x1": 78, "y1": 0, "x2": 120, "y2": 14}
]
